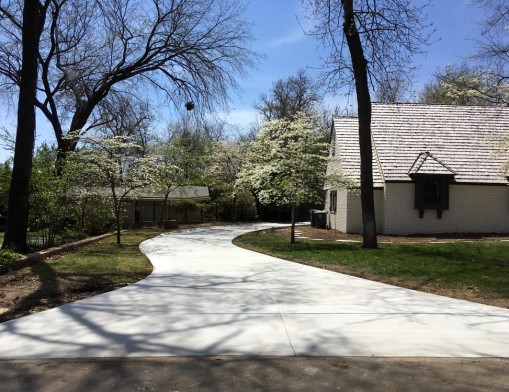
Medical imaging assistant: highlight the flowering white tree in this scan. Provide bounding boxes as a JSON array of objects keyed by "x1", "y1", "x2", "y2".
[
  {"x1": 238, "y1": 113, "x2": 328, "y2": 244},
  {"x1": 206, "y1": 139, "x2": 255, "y2": 221},
  {"x1": 150, "y1": 136, "x2": 184, "y2": 227},
  {"x1": 68, "y1": 136, "x2": 158, "y2": 245},
  {"x1": 420, "y1": 64, "x2": 509, "y2": 106}
]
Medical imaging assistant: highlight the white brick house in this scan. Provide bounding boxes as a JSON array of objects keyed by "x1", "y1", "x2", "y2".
[{"x1": 325, "y1": 103, "x2": 509, "y2": 235}]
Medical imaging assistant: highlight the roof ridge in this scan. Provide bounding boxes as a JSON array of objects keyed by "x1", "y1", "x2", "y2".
[{"x1": 371, "y1": 102, "x2": 509, "y2": 110}]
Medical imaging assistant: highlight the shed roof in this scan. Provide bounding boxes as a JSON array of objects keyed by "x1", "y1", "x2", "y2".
[
  {"x1": 125, "y1": 185, "x2": 210, "y2": 201},
  {"x1": 332, "y1": 103, "x2": 509, "y2": 186},
  {"x1": 74, "y1": 185, "x2": 210, "y2": 201}
]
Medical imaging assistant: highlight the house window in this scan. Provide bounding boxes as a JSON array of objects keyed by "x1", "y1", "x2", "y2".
[
  {"x1": 329, "y1": 190, "x2": 337, "y2": 213},
  {"x1": 424, "y1": 179, "x2": 441, "y2": 205},
  {"x1": 414, "y1": 176, "x2": 451, "y2": 218}
]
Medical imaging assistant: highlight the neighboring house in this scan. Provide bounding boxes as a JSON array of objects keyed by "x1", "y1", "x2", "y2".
[
  {"x1": 123, "y1": 186, "x2": 210, "y2": 227},
  {"x1": 325, "y1": 103, "x2": 509, "y2": 235}
]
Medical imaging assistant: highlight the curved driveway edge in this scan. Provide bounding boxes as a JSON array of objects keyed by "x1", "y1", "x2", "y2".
[{"x1": 1, "y1": 223, "x2": 509, "y2": 359}]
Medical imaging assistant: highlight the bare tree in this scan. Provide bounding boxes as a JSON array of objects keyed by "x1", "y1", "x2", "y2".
[
  {"x1": 254, "y1": 69, "x2": 322, "y2": 121},
  {"x1": 303, "y1": 0, "x2": 431, "y2": 248},
  {"x1": 0, "y1": 0, "x2": 255, "y2": 160},
  {"x1": 472, "y1": 0, "x2": 508, "y2": 79},
  {"x1": 375, "y1": 76, "x2": 412, "y2": 103},
  {"x1": 418, "y1": 1, "x2": 509, "y2": 107},
  {"x1": 1, "y1": 0, "x2": 50, "y2": 252},
  {"x1": 95, "y1": 94, "x2": 155, "y2": 155}
]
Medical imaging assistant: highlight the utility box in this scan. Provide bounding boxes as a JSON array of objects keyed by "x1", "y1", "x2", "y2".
[
  {"x1": 309, "y1": 209, "x2": 319, "y2": 227},
  {"x1": 313, "y1": 211, "x2": 327, "y2": 229}
]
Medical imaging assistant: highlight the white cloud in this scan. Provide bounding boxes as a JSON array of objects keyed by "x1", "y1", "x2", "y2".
[{"x1": 269, "y1": 29, "x2": 305, "y2": 47}]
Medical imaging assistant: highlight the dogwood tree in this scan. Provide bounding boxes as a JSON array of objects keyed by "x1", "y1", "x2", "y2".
[
  {"x1": 238, "y1": 113, "x2": 328, "y2": 244},
  {"x1": 68, "y1": 136, "x2": 158, "y2": 245},
  {"x1": 206, "y1": 139, "x2": 255, "y2": 221},
  {"x1": 419, "y1": 64, "x2": 509, "y2": 105},
  {"x1": 150, "y1": 136, "x2": 183, "y2": 227}
]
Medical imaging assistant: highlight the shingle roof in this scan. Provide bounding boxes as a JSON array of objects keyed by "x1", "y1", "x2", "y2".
[
  {"x1": 333, "y1": 103, "x2": 509, "y2": 186},
  {"x1": 331, "y1": 117, "x2": 384, "y2": 187}
]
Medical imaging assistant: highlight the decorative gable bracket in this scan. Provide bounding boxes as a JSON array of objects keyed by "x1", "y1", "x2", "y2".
[{"x1": 409, "y1": 152, "x2": 456, "y2": 219}]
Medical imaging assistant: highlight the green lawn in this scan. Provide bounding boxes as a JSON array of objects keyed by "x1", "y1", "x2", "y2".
[
  {"x1": 49, "y1": 229, "x2": 164, "y2": 280},
  {"x1": 234, "y1": 231, "x2": 509, "y2": 306}
]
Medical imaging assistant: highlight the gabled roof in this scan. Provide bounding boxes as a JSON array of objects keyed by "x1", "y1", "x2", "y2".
[
  {"x1": 408, "y1": 152, "x2": 456, "y2": 176},
  {"x1": 332, "y1": 103, "x2": 509, "y2": 185}
]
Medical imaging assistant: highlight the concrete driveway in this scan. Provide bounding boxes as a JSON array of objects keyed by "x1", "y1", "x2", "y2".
[{"x1": 1, "y1": 223, "x2": 509, "y2": 359}]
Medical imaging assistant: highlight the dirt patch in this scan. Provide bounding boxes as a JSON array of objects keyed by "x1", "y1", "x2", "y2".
[{"x1": 0, "y1": 262, "x2": 133, "y2": 322}]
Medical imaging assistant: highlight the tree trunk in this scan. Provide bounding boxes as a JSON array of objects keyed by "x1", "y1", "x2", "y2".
[
  {"x1": 2, "y1": 0, "x2": 44, "y2": 252},
  {"x1": 111, "y1": 185, "x2": 121, "y2": 245},
  {"x1": 231, "y1": 195, "x2": 237, "y2": 222},
  {"x1": 158, "y1": 193, "x2": 170, "y2": 228},
  {"x1": 341, "y1": 0, "x2": 378, "y2": 249},
  {"x1": 55, "y1": 137, "x2": 78, "y2": 173},
  {"x1": 290, "y1": 205, "x2": 296, "y2": 245},
  {"x1": 115, "y1": 206, "x2": 121, "y2": 245}
]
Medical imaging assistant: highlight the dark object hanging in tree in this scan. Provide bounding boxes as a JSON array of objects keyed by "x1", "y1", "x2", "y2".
[{"x1": 185, "y1": 101, "x2": 195, "y2": 111}]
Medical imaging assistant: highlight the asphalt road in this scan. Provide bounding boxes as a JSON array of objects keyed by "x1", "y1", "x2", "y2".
[{"x1": 1, "y1": 356, "x2": 508, "y2": 392}]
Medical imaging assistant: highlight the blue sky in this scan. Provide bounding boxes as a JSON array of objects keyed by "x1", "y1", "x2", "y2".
[
  {"x1": 222, "y1": 0, "x2": 485, "y2": 124},
  {"x1": 0, "y1": 0, "x2": 487, "y2": 161}
]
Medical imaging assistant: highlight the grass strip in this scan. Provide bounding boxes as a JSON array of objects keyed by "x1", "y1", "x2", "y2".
[
  {"x1": 49, "y1": 229, "x2": 162, "y2": 281},
  {"x1": 234, "y1": 230, "x2": 509, "y2": 307}
]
